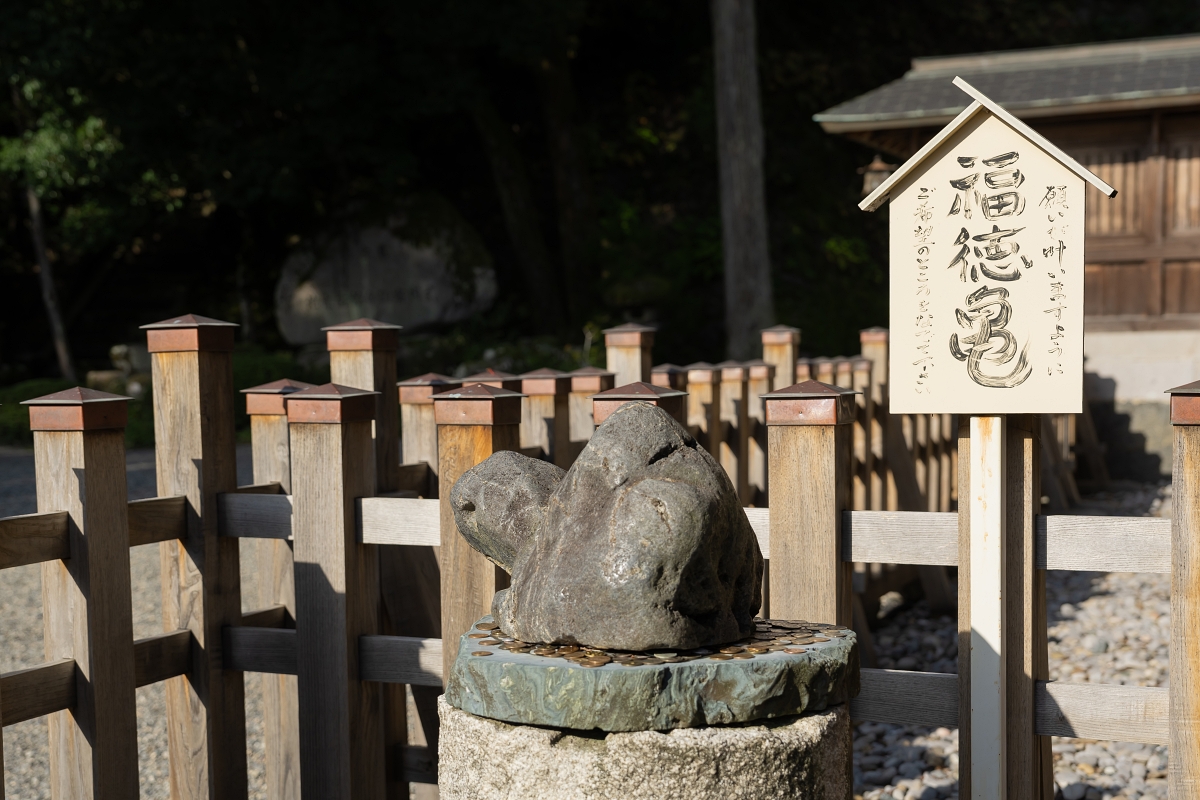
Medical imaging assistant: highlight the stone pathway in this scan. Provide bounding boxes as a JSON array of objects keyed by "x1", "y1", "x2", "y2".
[{"x1": 854, "y1": 482, "x2": 1171, "y2": 800}]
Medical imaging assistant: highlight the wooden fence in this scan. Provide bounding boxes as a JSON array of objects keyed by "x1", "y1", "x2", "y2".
[{"x1": 0, "y1": 313, "x2": 1178, "y2": 799}]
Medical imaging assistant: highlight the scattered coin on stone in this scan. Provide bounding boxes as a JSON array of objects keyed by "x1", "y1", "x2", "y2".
[
  {"x1": 475, "y1": 622, "x2": 500, "y2": 631},
  {"x1": 719, "y1": 646, "x2": 744, "y2": 654},
  {"x1": 709, "y1": 654, "x2": 733, "y2": 660},
  {"x1": 471, "y1": 651, "x2": 493, "y2": 657}
]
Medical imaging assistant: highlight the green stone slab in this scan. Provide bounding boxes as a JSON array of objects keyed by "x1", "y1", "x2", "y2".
[{"x1": 444, "y1": 616, "x2": 860, "y2": 732}]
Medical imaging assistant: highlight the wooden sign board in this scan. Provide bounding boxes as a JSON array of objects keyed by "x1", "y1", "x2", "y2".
[{"x1": 861, "y1": 78, "x2": 1116, "y2": 415}]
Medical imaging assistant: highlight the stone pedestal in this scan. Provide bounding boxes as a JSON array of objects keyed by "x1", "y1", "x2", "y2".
[{"x1": 437, "y1": 697, "x2": 851, "y2": 800}]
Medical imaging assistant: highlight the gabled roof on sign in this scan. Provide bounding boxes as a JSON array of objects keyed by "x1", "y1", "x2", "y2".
[
  {"x1": 859, "y1": 77, "x2": 1117, "y2": 213},
  {"x1": 816, "y1": 34, "x2": 1200, "y2": 132}
]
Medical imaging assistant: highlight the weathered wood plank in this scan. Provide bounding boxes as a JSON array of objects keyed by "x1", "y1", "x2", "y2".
[
  {"x1": 359, "y1": 636, "x2": 444, "y2": 687},
  {"x1": 1035, "y1": 682, "x2": 1167, "y2": 745},
  {"x1": 36, "y1": 425, "x2": 140, "y2": 797},
  {"x1": 399, "y1": 745, "x2": 437, "y2": 785},
  {"x1": 151, "y1": 342, "x2": 248, "y2": 800},
  {"x1": 228, "y1": 482, "x2": 285, "y2": 495},
  {"x1": 0, "y1": 510, "x2": 68, "y2": 568},
  {"x1": 956, "y1": 418, "x2": 972, "y2": 795},
  {"x1": 743, "y1": 507, "x2": 768, "y2": 558},
  {"x1": 842, "y1": 511, "x2": 957, "y2": 566},
  {"x1": 218, "y1": 493, "x2": 293, "y2": 540},
  {"x1": 1038, "y1": 515, "x2": 1170, "y2": 573},
  {"x1": 134, "y1": 630, "x2": 192, "y2": 688},
  {"x1": 225, "y1": 627, "x2": 298, "y2": 676},
  {"x1": 242, "y1": 604, "x2": 288, "y2": 629},
  {"x1": 359, "y1": 497, "x2": 440, "y2": 547},
  {"x1": 850, "y1": 668, "x2": 958, "y2": 728},
  {"x1": 396, "y1": 462, "x2": 430, "y2": 494},
  {"x1": 0, "y1": 658, "x2": 76, "y2": 726},
  {"x1": 127, "y1": 495, "x2": 188, "y2": 546}
]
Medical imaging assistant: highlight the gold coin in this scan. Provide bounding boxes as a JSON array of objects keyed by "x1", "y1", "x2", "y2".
[
  {"x1": 719, "y1": 646, "x2": 744, "y2": 654},
  {"x1": 812, "y1": 637, "x2": 830, "y2": 643},
  {"x1": 468, "y1": 633, "x2": 488, "y2": 639},
  {"x1": 745, "y1": 647, "x2": 768, "y2": 654},
  {"x1": 475, "y1": 622, "x2": 500, "y2": 631},
  {"x1": 732, "y1": 653, "x2": 755, "y2": 660},
  {"x1": 558, "y1": 645, "x2": 580, "y2": 654},
  {"x1": 784, "y1": 647, "x2": 807, "y2": 654},
  {"x1": 579, "y1": 661, "x2": 605, "y2": 668},
  {"x1": 709, "y1": 654, "x2": 733, "y2": 661},
  {"x1": 471, "y1": 651, "x2": 493, "y2": 657},
  {"x1": 541, "y1": 653, "x2": 564, "y2": 659}
]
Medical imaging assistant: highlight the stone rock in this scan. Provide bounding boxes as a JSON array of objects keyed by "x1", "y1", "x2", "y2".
[
  {"x1": 275, "y1": 201, "x2": 496, "y2": 345},
  {"x1": 450, "y1": 451, "x2": 565, "y2": 572},
  {"x1": 483, "y1": 401, "x2": 763, "y2": 651},
  {"x1": 437, "y1": 697, "x2": 851, "y2": 800},
  {"x1": 445, "y1": 616, "x2": 859, "y2": 732}
]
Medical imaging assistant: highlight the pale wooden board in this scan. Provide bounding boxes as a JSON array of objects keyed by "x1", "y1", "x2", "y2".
[
  {"x1": 1035, "y1": 682, "x2": 1167, "y2": 745},
  {"x1": 1037, "y1": 515, "x2": 1170, "y2": 573},
  {"x1": 218, "y1": 492, "x2": 294, "y2": 539},
  {"x1": 850, "y1": 668, "x2": 958, "y2": 728},
  {"x1": 225, "y1": 627, "x2": 298, "y2": 676},
  {"x1": 36, "y1": 428, "x2": 140, "y2": 796},
  {"x1": 360, "y1": 636, "x2": 444, "y2": 687},
  {"x1": 359, "y1": 497, "x2": 440, "y2": 547},
  {"x1": 331, "y1": 348, "x2": 399, "y2": 493},
  {"x1": 1173, "y1": 424, "x2": 1200, "y2": 794},
  {"x1": 0, "y1": 510, "x2": 68, "y2": 569},
  {"x1": 0, "y1": 658, "x2": 75, "y2": 726},
  {"x1": 134, "y1": 630, "x2": 192, "y2": 688},
  {"x1": 842, "y1": 511, "x2": 957, "y2": 566},
  {"x1": 743, "y1": 507, "x2": 769, "y2": 558},
  {"x1": 127, "y1": 495, "x2": 187, "y2": 546}
]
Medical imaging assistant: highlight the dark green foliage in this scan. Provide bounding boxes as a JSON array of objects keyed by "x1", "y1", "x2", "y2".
[{"x1": 1, "y1": 0, "x2": 1199, "y2": 379}]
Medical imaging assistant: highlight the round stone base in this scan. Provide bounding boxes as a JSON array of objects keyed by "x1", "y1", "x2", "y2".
[{"x1": 437, "y1": 696, "x2": 851, "y2": 799}]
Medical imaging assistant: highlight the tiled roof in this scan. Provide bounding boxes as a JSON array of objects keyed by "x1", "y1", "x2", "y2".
[{"x1": 815, "y1": 34, "x2": 1200, "y2": 132}]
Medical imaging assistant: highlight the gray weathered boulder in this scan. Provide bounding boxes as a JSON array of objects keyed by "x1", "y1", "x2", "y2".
[
  {"x1": 453, "y1": 401, "x2": 762, "y2": 651},
  {"x1": 450, "y1": 451, "x2": 565, "y2": 572}
]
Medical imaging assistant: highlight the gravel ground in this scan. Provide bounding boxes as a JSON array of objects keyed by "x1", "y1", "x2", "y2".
[{"x1": 854, "y1": 482, "x2": 1172, "y2": 800}]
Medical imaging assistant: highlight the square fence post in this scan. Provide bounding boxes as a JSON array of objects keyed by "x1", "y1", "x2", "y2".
[
  {"x1": 142, "y1": 314, "x2": 247, "y2": 800},
  {"x1": 685, "y1": 363, "x2": 722, "y2": 457},
  {"x1": 859, "y1": 327, "x2": 891, "y2": 512},
  {"x1": 288, "y1": 384, "x2": 385, "y2": 800},
  {"x1": 435, "y1": 384, "x2": 522, "y2": 682},
  {"x1": 26, "y1": 388, "x2": 138, "y2": 798},
  {"x1": 764, "y1": 380, "x2": 855, "y2": 625},
  {"x1": 603, "y1": 323, "x2": 655, "y2": 387},
  {"x1": 760, "y1": 325, "x2": 799, "y2": 390},
  {"x1": 398, "y1": 373, "x2": 460, "y2": 497},
  {"x1": 744, "y1": 360, "x2": 774, "y2": 507},
  {"x1": 520, "y1": 369, "x2": 572, "y2": 468},
  {"x1": 566, "y1": 367, "x2": 615, "y2": 458},
  {"x1": 851, "y1": 358, "x2": 874, "y2": 512},
  {"x1": 242, "y1": 379, "x2": 312, "y2": 800},
  {"x1": 715, "y1": 361, "x2": 750, "y2": 501},
  {"x1": 1170, "y1": 382, "x2": 1200, "y2": 795},
  {"x1": 591, "y1": 383, "x2": 687, "y2": 428}
]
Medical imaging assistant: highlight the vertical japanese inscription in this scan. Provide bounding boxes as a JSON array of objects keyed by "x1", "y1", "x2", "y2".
[
  {"x1": 1040, "y1": 186, "x2": 1069, "y2": 375},
  {"x1": 946, "y1": 150, "x2": 1033, "y2": 389},
  {"x1": 914, "y1": 187, "x2": 935, "y2": 392}
]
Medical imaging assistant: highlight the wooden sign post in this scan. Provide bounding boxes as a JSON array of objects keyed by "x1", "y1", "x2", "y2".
[{"x1": 861, "y1": 77, "x2": 1115, "y2": 800}]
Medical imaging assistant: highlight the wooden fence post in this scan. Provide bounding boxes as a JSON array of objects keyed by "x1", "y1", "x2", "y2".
[
  {"x1": 795, "y1": 358, "x2": 812, "y2": 382},
  {"x1": 685, "y1": 362, "x2": 722, "y2": 457},
  {"x1": 142, "y1": 313, "x2": 247, "y2": 800},
  {"x1": 520, "y1": 369, "x2": 572, "y2": 468},
  {"x1": 851, "y1": 358, "x2": 874, "y2": 512},
  {"x1": 288, "y1": 383, "x2": 385, "y2": 800},
  {"x1": 591, "y1": 383, "x2": 687, "y2": 427},
  {"x1": 813, "y1": 357, "x2": 834, "y2": 384},
  {"x1": 744, "y1": 360, "x2": 774, "y2": 507},
  {"x1": 859, "y1": 327, "x2": 890, "y2": 512},
  {"x1": 566, "y1": 366, "x2": 614, "y2": 459},
  {"x1": 760, "y1": 325, "x2": 799, "y2": 390},
  {"x1": 715, "y1": 361, "x2": 750, "y2": 500},
  {"x1": 435, "y1": 384, "x2": 522, "y2": 682},
  {"x1": 1170, "y1": 381, "x2": 1200, "y2": 796},
  {"x1": 325, "y1": 318, "x2": 402, "y2": 493},
  {"x1": 242, "y1": 379, "x2": 310, "y2": 800},
  {"x1": 461, "y1": 368, "x2": 522, "y2": 391},
  {"x1": 398, "y1": 373, "x2": 460, "y2": 497},
  {"x1": 603, "y1": 323, "x2": 655, "y2": 386},
  {"x1": 764, "y1": 380, "x2": 855, "y2": 625},
  {"x1": 1005, "y1": 415, "x2": 1052, "y2": 799},
  {"x1": 26, "y1": 388, "x2": 138, "y2": 798},
  {"x1": 650, "y1": 363, "x2": 688, "y2": 391}
]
